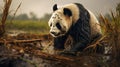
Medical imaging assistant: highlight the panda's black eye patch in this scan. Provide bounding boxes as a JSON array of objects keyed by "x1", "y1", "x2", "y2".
[{"x1": 56, "y1": 22, "x2": 61, "y2": 30}]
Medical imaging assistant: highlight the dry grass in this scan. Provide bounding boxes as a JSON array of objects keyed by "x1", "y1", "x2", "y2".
[{"x1": 99, "y1": 11, "x2": 120, "y2": 61}]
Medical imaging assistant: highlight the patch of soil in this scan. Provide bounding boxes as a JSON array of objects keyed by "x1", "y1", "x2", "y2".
[{"x1": 0, "y1": 33, "x2": 118, "y2": 67}]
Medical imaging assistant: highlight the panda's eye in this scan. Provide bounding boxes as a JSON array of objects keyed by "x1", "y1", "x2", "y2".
[
  {"x1": 50, "y1": 23, "x2": 52, "y2": 27},
  {"x1": 56, "y1": 22, "x2": 61, "y2": 30}
]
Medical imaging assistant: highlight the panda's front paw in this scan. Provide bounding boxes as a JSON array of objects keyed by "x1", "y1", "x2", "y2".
[
  {"x1": 54, "y1": 49, "x2": 63, "y2": 55},
  {"x1": 60, "y1": 51, "x2": 77, "y2": 56}
]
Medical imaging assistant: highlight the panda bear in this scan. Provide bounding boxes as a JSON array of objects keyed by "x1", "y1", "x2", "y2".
[{"x1": 48, "y1": 3, "x2": 102, "y2": 54}]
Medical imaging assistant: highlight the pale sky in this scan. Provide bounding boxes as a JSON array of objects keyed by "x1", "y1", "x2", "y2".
[{"x1": 0, "y1": 0, "x2": 120, "y2": 18}]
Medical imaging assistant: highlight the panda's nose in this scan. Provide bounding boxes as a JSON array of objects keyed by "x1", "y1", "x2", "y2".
[
  {"x1": 50, "y1": 31, "x2": 56, "y2": 35},
  {"x1": 50, "y1": 31, "x2": 60, "y2": 36}
]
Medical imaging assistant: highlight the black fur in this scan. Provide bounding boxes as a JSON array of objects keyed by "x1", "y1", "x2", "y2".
[
  {"x1": 69, "y1": 3, "x2": 91, "y2": 52},
  {"x1": 53, "y1": 4, "x2": 58, "y2": 11},
  {"x1": 54, "y1": 34, "x2": 68, "y2": 50},
  {"x1": 54, "y1": 3, "x2": 91, "y2": 52},
  {"x1": 63, "y1": 8, "x2": 72, "y2": 17}
]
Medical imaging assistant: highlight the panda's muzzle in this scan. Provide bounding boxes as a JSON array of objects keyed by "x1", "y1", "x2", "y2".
[
  {"x1": 50, "y1": 22, "x2": 67, "y2": 37},
  {"x1": 50, "y1": 30, "x2": 66, "y2": 37},
  {"x1": 50, "y1": 31, "x2": 60, "y2": 36}
]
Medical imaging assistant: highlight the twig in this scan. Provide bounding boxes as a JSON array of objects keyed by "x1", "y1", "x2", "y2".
[
  {"x1": 84, "y1": 35, "x2": 106, "y2": 50},
  {"x1": 10, "y1": 2, "x2": 22, "y2": 23}
]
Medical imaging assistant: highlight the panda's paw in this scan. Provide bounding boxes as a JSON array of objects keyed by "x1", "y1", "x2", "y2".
[
  {"x1": 54, "y1": 49, "x2": 63, "y2": 55},
  {"x1": 59, "y1": 51, "x2": 77, "y2": 56}
]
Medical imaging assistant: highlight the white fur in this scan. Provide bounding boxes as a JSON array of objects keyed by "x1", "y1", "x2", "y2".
[
  {"x1": 88, "y1": 10, "x2": 102, "y2": 36},
  {"x1": 48, "y1": 13, "x2": 61, "y2": 37}
]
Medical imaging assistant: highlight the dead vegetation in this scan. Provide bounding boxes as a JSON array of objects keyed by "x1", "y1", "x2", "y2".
[{"x1": 99, "y1": 11, "x2": 120, "y2": 66}]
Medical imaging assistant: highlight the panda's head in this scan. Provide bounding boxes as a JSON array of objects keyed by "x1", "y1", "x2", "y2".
[{"x1": 48, "y1": 4, "x2": 73, "y2": 37}]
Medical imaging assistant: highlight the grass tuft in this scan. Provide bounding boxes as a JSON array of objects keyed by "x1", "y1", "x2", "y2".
[{"x1": 99, "y1": 11, "x2": 120, "y2": 61}]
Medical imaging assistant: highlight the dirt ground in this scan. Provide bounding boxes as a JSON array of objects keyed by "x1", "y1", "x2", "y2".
[{"x1": 0, "y1": 33, "x2": 119, "y2": 67}]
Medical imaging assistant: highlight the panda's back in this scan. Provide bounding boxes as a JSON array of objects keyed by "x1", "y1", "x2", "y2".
[
  {"x1": 62, "y1": 3, "x2": 102, "y2": 37},
  {"x1": 88, "y1": 10, "x2": 102, "y2": 37},
  {"x1": 65, "y1": 3, "x2": 101, "y2": 35}
]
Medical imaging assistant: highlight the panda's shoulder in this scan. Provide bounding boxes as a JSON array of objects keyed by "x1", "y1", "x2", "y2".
[
  {"x1": 61, "y1": 3, "x2": 80, "y2": 22},
  {"x1": 61, "y1": 3, "x2": 78, "y2": 10},
  {"x1": 87, "y1": 9, "x2": 100, "y2": 24}
]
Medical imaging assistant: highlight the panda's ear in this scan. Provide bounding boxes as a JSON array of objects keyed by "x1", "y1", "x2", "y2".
[
  {"x1": 53, "y1": 4, "x2": 58, "y2": 11},
  {"x1": 63, "y1": 8, "x2": 72, "y2": 17}
]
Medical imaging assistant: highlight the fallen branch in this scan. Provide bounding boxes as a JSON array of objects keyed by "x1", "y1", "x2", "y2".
[
  {"x1": 0, "y1": 39, "x2": 42, "y2": 44},
  {"x1": 11, "y1": 45, "x2": 74, "y2": 62},
  {"x1": 30, "y1": 50, "x2": 74, "y2": 62}
]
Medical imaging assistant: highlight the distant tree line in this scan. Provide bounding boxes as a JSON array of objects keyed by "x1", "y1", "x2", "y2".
[{"x1": 0, "y1": 11, "x2": 51, "y2": 22}]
